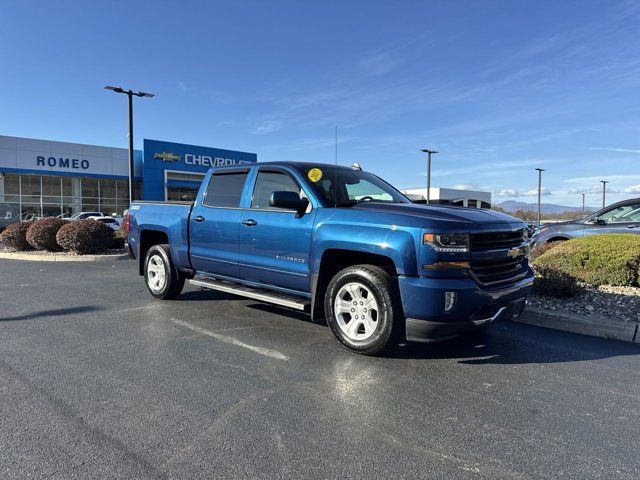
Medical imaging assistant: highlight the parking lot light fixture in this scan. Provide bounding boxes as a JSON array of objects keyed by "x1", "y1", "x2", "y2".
[
  {"x1": 600, "y1": 180, "x2": 609, "y2": 208},
  {"x1": 104, "y1": 85, "x2": 155, "y2": 205},
  {"x1": 535, "y1": 168, "x2": 545, "y2": 226},
  {"x1": 420, "y1": 148, "x2": 438, "y2": 205}
]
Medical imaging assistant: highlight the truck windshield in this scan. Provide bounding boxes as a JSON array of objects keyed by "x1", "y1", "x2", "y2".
[{"x1": 301, "y1": 166, "x2": 410, "y2": 207}]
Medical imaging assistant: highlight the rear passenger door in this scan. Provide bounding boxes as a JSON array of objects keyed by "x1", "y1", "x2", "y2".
[
  {"x1": 189, "y1": 169, "x2": 250, "y2": 278},
  {"x1": 238, "y1": 168, "x2": 316, "y2": 292}
]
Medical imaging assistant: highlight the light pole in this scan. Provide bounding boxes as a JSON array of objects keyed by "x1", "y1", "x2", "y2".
[
  {"x1": 420, "y1": 148, "x2": 438, "y2": 204},
  {"x1": 581, "y1": 193, "x2": 585, "y2": 217},
  {"x1": 105, "y1": 86, "x2": 155, "y2": 204},
  {"x1": 535, "y1": 168, "x2": 545, "y2": 226},
  {"x1": 600, "y1": 180, "x2": 609, "y2": 209}
]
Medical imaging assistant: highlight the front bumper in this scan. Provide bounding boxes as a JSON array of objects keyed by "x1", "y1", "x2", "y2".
[
  {"x1": 398, "y1": 272, "x2": 533, "y2": 342},
  {"x1": 406, "y1": 297, "x2": 526, "y2": 342}
]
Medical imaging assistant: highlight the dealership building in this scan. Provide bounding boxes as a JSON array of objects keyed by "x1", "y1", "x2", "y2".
[{"x1": 0, "y1": 135, "x2": 256, "y2": 225}]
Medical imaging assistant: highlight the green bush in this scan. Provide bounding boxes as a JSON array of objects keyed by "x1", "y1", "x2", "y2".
[
  {"x1": 26, "y1": 217, "x2": 67, "y2": 251},
  {"x1": 532, "y1": 265, "x2": 580, "y2": 297},
  {"x1": 533, "y1": 234, "x2": 640, "y2": 287},
  {"x1": 56, "y1": 219, "x2": 115, "y2": 254},
  {"x1": 0, "y1": 222, "x2": 33, "y2": 251}
]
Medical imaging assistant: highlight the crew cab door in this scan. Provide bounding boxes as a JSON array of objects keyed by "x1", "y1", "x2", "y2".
[
  {"x1": 189, "y1": 168, "x2": 250, "y2": 277},
  {"x1": 238, "y1": 167, "x2": 316, "y2": 292}
]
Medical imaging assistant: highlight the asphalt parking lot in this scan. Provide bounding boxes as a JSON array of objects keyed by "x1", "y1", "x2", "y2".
[{"x1": 1, "y1": 259, "x2": 640, "y2": 479}]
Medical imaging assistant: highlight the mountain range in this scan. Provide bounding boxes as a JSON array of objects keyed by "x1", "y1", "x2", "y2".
[{"x1": 498, "y1": 200, "x2": 596, "y2": 215}]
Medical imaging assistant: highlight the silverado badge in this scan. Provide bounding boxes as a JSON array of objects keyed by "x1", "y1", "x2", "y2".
[{"x1": 153, "y1": 152, "x2": 181, "y2": 162}]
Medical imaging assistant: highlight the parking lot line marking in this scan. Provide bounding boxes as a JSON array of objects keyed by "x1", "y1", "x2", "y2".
[{"x1": 169, "y1": 318, "x2": 289, "y2": 360}]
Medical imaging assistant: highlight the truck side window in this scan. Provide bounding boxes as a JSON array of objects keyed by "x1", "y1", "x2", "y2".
[
  {"x1": 203, "y1": 172, "x2": 248, "y2": 208},
  {"x1": 251, "y1": 171, "x2": 301, "y2": 209}
]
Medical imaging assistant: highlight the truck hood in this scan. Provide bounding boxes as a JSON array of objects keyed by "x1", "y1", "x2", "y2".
[{"x1": 352, "y1": 202, "x2": 525, "y2": 229}]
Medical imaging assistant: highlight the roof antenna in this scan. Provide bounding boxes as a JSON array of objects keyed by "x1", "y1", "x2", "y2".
[{"x1": 334, "y1": 125, "x2": 338, "y2": 207}]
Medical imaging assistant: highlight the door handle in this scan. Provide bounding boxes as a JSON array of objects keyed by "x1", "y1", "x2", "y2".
[
  {"x1": 242, "y1": 219, "x2": 258, "y2": 227},
  {"x1": 193, "y1": 215, "x2": 205, "y2": 222}
]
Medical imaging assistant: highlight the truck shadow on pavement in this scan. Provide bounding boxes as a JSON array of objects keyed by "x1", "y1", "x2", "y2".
[
  {"x1": 176, "y1": 289, "x2": 640, "y2": 365},
  {"x1": 1, "y1": 305, "x2": 103, "y2": 322},
  {"x1": 392, "y1": 322, "x2": 640, "y2": 365},
  {"x1": 240, "y1": 302, "x2": 640, "y2": 365}
]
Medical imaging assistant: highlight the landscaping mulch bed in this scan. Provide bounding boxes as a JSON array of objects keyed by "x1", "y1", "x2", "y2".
[{"x1": 529, "y1": 285, "x2": 640, "y2": 324}]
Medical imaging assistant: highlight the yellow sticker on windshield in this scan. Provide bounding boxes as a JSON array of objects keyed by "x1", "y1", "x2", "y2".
[{"x1": 308, "y1": 168, "x2": 323, "y2": 182}]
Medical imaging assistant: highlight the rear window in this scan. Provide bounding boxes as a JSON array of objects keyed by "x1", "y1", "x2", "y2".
[{"x1": 203, "y1": 171, "x2": 248, "y2": 208}]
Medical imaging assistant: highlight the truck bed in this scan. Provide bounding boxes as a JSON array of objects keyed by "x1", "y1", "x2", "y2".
[{"x1": 128, "y1": 200, "x2": 194, "y2": 271}]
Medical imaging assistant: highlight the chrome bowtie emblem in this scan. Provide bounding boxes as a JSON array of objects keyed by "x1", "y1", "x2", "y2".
[{"x1": 507, "y1": 247, "x2": 522, "y2": 258}]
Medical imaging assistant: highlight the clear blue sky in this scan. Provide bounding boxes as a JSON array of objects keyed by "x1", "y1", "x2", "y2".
[{"x1": 1, "y1": 0, "x2": 639, "y2": 207}]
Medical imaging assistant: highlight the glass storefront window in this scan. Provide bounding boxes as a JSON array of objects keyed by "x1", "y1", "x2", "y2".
[
  {"x1": 100, "y1": 179, "x2": 116, "y2": 199},
  {"x1": 21, "y1": 176, "x2": 41, "y2": 196},
  {"x1": 101, "y1": 201, "x2": 117, "y2": 217},
  {"x1": 62, "y1": 177, "x2": 73, "y2": 196},
  {"x1": 0, "y1": 173, "x2": 131, "y2": 221},
  {"x1": 116, "y1": 180, "x2": 128, "y2": 200},
  {"x1": 167, "y1": 187, "x2": 199, "y2": 202},
  {"x1": 81, "y1": 178, "x2": 99, "y2": 198},
  {"x1": 42, "y1": 176, "x2": 61, "y2": 203},
  {"x1": 0, "y1": 202, "x2": 20, "y2": 224},
  {"x1": 4, "y1": 174, "x2": 20, "y2": 195},
  {"x1": 82, "y1": 200, "x2": 100, "y2": 212},
  {"x1": 21, "y1": 204, "x2": 41, "y2": 221},
  {"x1": 42, "y1": 204, "x2": 62, "y2": 218}
]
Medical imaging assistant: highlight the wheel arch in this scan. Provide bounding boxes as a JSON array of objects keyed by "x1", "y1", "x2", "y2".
[
  {"x1": 138, "y1": 229, "x2": 170, "y2": 275},
  {"x1": 310, "y1": 248, "x2": 399, "y2": 321}
]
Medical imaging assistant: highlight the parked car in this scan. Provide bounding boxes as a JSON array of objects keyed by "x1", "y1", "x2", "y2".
[
  {"x1": 69, "y1": 211, "x2": 104, "y2": 220},
  {"x1": 531, "y1": 198, "x2": 640, "y2": 246},
  {"x1": 87, "y1": 216, "x2": 121, "y2": 231},
  {"x1": 126, "y1": 162, "x2": 532, "y2": 355}
]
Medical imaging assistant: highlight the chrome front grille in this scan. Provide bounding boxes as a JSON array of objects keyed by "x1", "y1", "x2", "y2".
[{"x1": 469, "y1": 229, "x2": 528, "y2": 287}]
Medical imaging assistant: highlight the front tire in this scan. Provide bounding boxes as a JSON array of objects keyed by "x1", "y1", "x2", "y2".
[
  {"x1": 324, "y1": 264, "x2": 402, "y2": 355},
  {"x1": 144, "y1": 244, "x2": 185, "y2": 300}
]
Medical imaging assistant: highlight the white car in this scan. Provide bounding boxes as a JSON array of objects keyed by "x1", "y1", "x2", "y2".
[
  {"x1": 87, "y1": 216, "x2": 121, "y2": 231},
  {"x1": 68, "y1": 211, "x2": 104, "y2": 220}
]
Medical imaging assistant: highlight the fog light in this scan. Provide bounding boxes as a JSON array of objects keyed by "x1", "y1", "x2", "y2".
[{"x1": 444, "y1": 291, "x2": 457, "y2": 312}]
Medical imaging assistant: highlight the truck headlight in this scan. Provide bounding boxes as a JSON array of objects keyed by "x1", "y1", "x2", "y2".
[{"x1": 423, "y1": 233, "x2": 469, "y2": 252}]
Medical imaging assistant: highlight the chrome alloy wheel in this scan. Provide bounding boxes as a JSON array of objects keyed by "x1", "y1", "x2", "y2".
[
  {"x1": 147, "y1": 254, "x2": 167, "y2": 292},
  {"x1": 334, "y1": 282, "x2": 379, "y2": 341}
]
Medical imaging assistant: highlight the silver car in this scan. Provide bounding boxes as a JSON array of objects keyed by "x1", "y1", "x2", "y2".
[{"x1": 531, "y1": 198, "x2": 640, "y2": 246}]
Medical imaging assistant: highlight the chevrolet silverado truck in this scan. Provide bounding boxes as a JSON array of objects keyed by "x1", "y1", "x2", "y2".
[{"x1": 126, "y1": 162, "x2": 532, "y2": 355}]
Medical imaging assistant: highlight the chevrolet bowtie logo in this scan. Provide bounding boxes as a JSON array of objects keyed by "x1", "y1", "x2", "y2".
[
  {"x1": 153, "y1": 152, "x2": 180, "y2": 162},
  {"x1": 507, "y1": 247, "x2": 523, "y2": 258}
]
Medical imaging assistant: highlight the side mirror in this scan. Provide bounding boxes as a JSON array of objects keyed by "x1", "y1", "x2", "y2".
[{"x1": 269, "y1": 191, "x2": 309, "y2": 215}]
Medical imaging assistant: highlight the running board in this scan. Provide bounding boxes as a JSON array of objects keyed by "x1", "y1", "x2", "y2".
[{"x1": 188, "y1": 278, "x2": 310, "y2": 311}]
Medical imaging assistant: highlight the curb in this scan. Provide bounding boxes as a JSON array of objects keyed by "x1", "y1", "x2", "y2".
[
  {"x1": 0, "y1": 252, "x2": 130, "y2": 262},
  {"x1": 513, "y1": 307, "x2": 640, "y2": 343}
]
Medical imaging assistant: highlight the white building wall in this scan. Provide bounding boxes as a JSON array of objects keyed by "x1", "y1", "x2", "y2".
[{"x1": 402, "y1": 187, "x2": 492, "y2": 207}]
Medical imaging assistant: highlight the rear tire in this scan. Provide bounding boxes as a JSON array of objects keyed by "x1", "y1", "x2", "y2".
[
  {"x1": 144, "y1": 244, "x2": 185, "y2": 300},
  {"x1": 324, "y1": 264, "x2": 402, "y2": 355}
]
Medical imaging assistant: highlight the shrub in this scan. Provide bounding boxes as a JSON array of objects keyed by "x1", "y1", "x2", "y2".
[
  {"x1": 26, "y1": 217, "x2": 67, "y2": 251},
  {"x1": 56, "y1": 219, "x2": 115, "y2": 254},
  {"x1": 533, "y1": 234, "x2": 640, "y2": 287},
  {"x1": 532, "y1": 265, "x2": 580, "y2": 298},
  {"x1": 529, "y1": 240, "x2": 560, "y2": 263},
  {"x1": 0, "y1": 222, "x2": 33, "y2": 251}
]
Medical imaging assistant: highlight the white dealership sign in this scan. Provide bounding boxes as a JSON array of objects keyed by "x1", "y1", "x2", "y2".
[{"x1": 0, "y1": 135, "x2": 131, "y2": 177}]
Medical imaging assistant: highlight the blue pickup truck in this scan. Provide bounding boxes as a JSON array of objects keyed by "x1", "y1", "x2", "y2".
[{"x1": 126, "y1": 162, "x2": 532, "y2": 355}]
